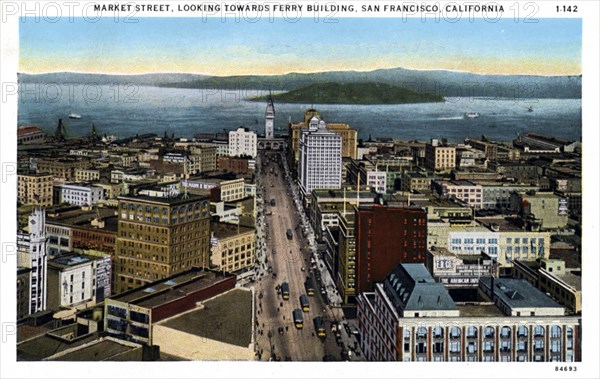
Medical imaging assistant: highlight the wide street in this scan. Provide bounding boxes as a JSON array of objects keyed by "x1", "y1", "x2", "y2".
[{"x1": 253, "y1": 150, "x2": 344, "y2": 361}]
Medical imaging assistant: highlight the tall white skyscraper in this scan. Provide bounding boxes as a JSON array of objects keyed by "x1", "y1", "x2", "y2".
[
  {"x1": 299, "y1": 116, "x2": 343, "y2": 194},
  {"x1": 17, "y1": 207, "x2": 48, "y2": 314},
  {"x1": 265, "y1": 96, "x2": 275, "y2": 139},
  {"x1": 228, "y1": 127, "x2": 257, "y2": 158}
]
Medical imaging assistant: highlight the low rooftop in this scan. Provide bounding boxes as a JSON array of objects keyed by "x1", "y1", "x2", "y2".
[
  {"x1": 118, "y1": 193, "x2": 208, "y2": 205},
  {"x1": 109, "y1": 268, "x2": 233, "y2": 308},
  {"x1": 211, "y1": 222, "x2": 254, "y2": 239},
  {"x1": 480, "y1": 277, "x2": 562, "y2": 310},
  {"x1": 158, "y1": 289, "x2": 252, "y2": 348},
  {"x1": 47, "y1": 337, "x2": 142, "y2": 361}
]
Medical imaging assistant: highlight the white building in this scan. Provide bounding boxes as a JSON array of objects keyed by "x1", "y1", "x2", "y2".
[
  {"x1": 357, "y1": 264, "x2": 580, "y2": 362},
  {"x1": 57, "y1": 183, "x2": 105, "y2": 206},
  {"x1": 17, "y1": 208, "x2": 48, "y2": 314},
  {"x1": 47, "y1": 254, "x2": 100, "y2": 309},
  {"x1": 366, "y1": 170, "x2": 387, "y2": 194},
  {"x1": 265, "y1": 97, "x2": 275, "y2": 139},
  {"x1": 228, "y1": 127, "x2": 257, "y2": 158},
  {"x1": 299, "y1": 117, "x2": 343, "y2": 195}
]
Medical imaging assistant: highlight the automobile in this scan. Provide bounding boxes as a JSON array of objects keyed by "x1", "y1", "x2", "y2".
[
  {"x1": 272, "y1": 272, "x2": 277, "y2": 278},
  {"x1": 300, "y1": 267, "x2": 305, "y2": 272}
]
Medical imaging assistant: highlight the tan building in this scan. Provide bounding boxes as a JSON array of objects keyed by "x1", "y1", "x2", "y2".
[
  {"x1": 36, "y1": 158, "x2": 90, "y2": 181},
  {"x1": 288, "y1": 109, "x2": 357, "y2": 170},
  {"x1": 210, "y1": 222, "x2": 255, "y2": 273},
  {"x1": 513, "y1": 259, "x2": 581, "y2": 314},
  {"x1": 74, "y1": 168, "x2": 100, "y2": 182},
  {"x1": 18, "y1": 173, "x2": 53, "y2": 206},
  {"x1": 114, "y1": 193, "x2": 211, "y2": 293},
  {"x1": 190, "y1": 144, "x2": 217, "y2": 173},
  {"x1": 337, "y1": 211, "x2": 357, "y2": 304},
  {"x1": 425, "y1": 139, "x2": 456, "y2": 172}
]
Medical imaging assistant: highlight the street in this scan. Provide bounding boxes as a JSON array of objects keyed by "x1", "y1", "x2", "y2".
[{"x1": 253, "y1": 150, "x2": 345, "y2": 361}]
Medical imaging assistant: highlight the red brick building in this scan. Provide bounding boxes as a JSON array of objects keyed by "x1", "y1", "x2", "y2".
[
  {"x1": 217, "y1": 156, "x2": 253, "y2": 174},
  {"x1": 355, "y1": 204, "x2": 427, "y2": 294}
]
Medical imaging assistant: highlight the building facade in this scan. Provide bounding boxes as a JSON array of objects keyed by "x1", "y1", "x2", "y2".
[
  {"x1": 47, "y1": 254, "x2": 99, "y2": 309},
  {"x1": 18, "y1": 173, "x2": 53, "y2": 207},
  {"x1": 114, "y1": 194, "x2": 211, "y2": 293},
  {"x1": 57, "y1": 183, "x2": 105, "y2": 206},
  {"x1": 299, "y1": 117, "x2": 343, "y2": 195},
  {"x1": 17, "y1": 208, "x2": 48, "y2": 314},
  {"x1": 425, "y1": 139, "x2": 456, "y2": 172},
  {"x1": 228, "y1": 127, "x2": 257, "y2": 158},
  {"x1": 355, "y1": 204, "x2": 427, "y2": 296},
  {"x1": 210, "y1": 222, "x2": 256, "y2": 273},
  {"x1": 358, "y1": 264, "x2": 581, "y2": 362}
]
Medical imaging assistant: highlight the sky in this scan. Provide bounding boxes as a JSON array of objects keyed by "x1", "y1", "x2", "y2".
[{"x1": 19, "y1": 17, "x2": 581, "y2": 76}]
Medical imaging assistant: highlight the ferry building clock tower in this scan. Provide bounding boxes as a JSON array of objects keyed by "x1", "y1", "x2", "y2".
[{"x1": 265, "y1": 96, "x2": 275, "y2": 139}]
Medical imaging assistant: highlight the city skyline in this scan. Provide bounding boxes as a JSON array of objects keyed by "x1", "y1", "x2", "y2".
[{"x1": 20, "y1": 17, "x2": 581, "y2": 76}]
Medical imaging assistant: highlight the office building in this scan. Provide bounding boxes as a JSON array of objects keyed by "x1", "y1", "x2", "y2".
[
  {"x1": 18, "y1": 173, "x2": 53, "y2": 207},
  {"x1": 425, "y1": 139, "x2": 456, "y2": 172},
  {"x1": 210, "y1": 222, "x2": 256, "y2": 273},
  {"x1": 228, "y1": 127, "x2": 257, "y2": 158},
  {"x1": 355, "y1": 204, "x2": 427, "y2": 297},
  {"x1": 357, "y1": 264, "x2": 581, "y2": 362},
  {"x1": 114, "y1": 193, "x2": 211, "y2": 293},
  {"x1": 56, "y1": 183, "x2": 105, "y2": 206},
  {"x1": 299, "y1": 117, "x2": 343, "y2": 195}
]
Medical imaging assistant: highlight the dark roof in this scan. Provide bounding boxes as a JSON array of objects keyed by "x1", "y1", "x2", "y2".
[
  {"x1": 117, "y1": 193, "x2": 208, "y2": 205},
  {"x1": 159, "y1": 289, "x2": 252, "y2": 348},
  {"x1": 47, "y1": 337, "x2": 141, "y2": 361},
  {"x1": 384, "y1": 264, "x2": 457, "y2": 313},
  {"x1": 211, "y1": 222, "x2": 254, "y2": 239},
  {"x1": 108, "y1": 268, "x2": 233, "y2": 308},
  {"x1": 480, "y1": 277, "x2": 563, "y2": 309}
]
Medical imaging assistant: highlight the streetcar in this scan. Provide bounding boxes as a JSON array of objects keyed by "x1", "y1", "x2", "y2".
[
  {"x1": 280, "y1": 282, "x2": 290, "y2": 300},
  {"x1": 313, "y1": 316, "x2": 326, "y2": 338},
  {"x1": 293, "y1": 309, "x2": 304, "y2": 329},
  {"x1": 299, "y1": 294, "x2": 310, "y2": 312},
  {"x1": 304, "y1": 277, "x2": 315, "y2": 296}
]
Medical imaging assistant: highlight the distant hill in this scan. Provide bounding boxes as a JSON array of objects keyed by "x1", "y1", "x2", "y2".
[
  {"x1": 252, "y1": 82, "x2": 444, "y2": 104},
  {"x1": 18, "y1": 72, "x2": 208, "y2": 86},
  {"x1": 19, "y1": 68, "x2": 582, "y2": 99},
  {"x1": 158, "y1": 68, "x2": 582, "y2": 99}
]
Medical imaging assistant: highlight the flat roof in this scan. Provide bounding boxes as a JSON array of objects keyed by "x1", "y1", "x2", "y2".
[
  {"x1": 211, "y1": 222, "x2": 254, "y2": 239},
  {"x1": 109, "y1": 268, "x2": 232, "y2": 308},
  {"x1": 159, "y1": 289, "x2": 252, "y2": 347},
  {"x1": 457, "y1": 303, "x2": 505, "y2": 317},
  {"x1": 47, "y1": 208, "x2": 119, "y2": 232},
  {"x1": 118, "y1": 193, "x2": 208, "y2": 205},
  {"x1": 480, "y1": 277, "x2": 562, "y2": 309},
  {"x1": 476, "y1": 217, "x2": 524, "y2": 232},
  {"x1": 411, "y1": 197, "x2": 470, "y2": 209},
  {"x1": 312, "y1": 189, "x2": 377, "y2": 200},
  {"x1": 48, "y1": 254, "x2": 95, "y2": 269},
  {"x1": 48, "y1": 338, "x2": 140, "y2": 361}
]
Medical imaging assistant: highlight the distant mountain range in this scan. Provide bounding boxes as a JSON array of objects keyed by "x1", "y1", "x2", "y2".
[
  {"x1": 19, "y1": 68, "x2": 582, "y2": 99},
  {"x1": 252, "y1": 82, "x2": 444, "y2": 104}
]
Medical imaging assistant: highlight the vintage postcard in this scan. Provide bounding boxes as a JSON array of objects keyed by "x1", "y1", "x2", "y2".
[{"x1": 1, "y1": 0, "x2": 598, "y2": 378}]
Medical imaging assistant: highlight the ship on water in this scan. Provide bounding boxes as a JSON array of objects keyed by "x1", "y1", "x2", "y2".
[
  {"x1": 464, "y1": 112, "x2": 480, "y2": 119},
  {"x1": 68, "y1": 112, "x2": 82, "y2": 119}
]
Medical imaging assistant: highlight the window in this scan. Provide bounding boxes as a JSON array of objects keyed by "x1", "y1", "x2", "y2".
[{"x1": 467, "y1": 326, "x2": 478, "y2": 338}]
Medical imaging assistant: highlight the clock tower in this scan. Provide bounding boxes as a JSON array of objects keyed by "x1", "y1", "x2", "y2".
[{"x1": 265, "y1": 95, "x2": 275, "y2": 139}]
